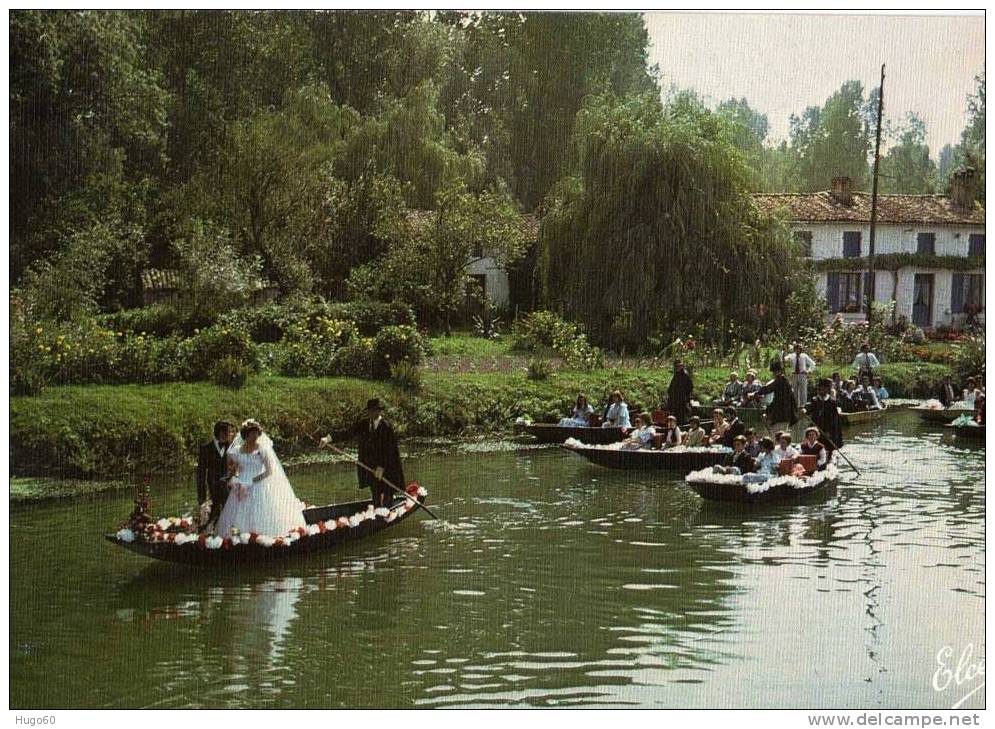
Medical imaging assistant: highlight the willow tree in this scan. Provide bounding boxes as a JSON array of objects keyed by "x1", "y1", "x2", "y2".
[{"x1": 540, "y1": 91, "x2": 803, "y2": 352}]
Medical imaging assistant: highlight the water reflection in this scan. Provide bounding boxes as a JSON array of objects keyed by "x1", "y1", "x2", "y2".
[{"x1": 9, "y1": 412, "x2": 985, "y2": 708}]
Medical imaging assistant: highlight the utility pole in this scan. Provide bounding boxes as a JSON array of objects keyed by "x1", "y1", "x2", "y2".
[{"x1": 867, "y1": 64, "x2": 885, "y2": 328}]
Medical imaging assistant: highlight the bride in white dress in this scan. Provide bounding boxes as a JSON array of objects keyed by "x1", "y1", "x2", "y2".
[{"x1": 215, "y1": 419, "x2": 306, "y2": 537}]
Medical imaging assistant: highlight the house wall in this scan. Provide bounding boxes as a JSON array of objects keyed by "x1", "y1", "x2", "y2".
[
  {"x1": 799, "y1": 222, "x2": 985, "y2": 259},
  {"x1": 797, "y1": 222, "x2": 984, "y2": 329},
  {"x1": 467, "y1": 257, "x2": 510, "y2": 308}
]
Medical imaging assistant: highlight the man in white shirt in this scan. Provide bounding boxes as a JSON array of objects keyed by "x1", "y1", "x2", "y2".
[
  {"x1": 851, "y1": 343, "x2": 880, "y2": 378},
  {"x1": 784, "y1": 342, "x2": 816, "y2": 410}
]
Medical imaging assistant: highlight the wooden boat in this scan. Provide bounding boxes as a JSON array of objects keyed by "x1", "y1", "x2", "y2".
[
  {"x1": 943, "y1": 423, "x2": 986, "y2": 440},
  {"x1": 106, "y1": 488, "x2": 428, "y2": 566},
  {"x1": 911, "y1": 405, "x2": 974, "y2": 425},
  {"x1": 685, "y1": 462, "x2": 840, "y2": 505},
  {"x1": 561, "y1": 442, "x2": 729, "y2": 471},
  {"x1": 522, "y1": 423, "x2": 628, "y2": 445},
  {"x1": 839, "y1": 404, "x2": 887, "y2": 426}
]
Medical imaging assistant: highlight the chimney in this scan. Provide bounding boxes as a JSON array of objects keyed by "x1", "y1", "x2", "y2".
[
  {"x1": 949, "y1": 167, "x2": 978, "y2": 211},
  {"x1": 830, "y1": 176, "x2": 853, "y2": 206}
]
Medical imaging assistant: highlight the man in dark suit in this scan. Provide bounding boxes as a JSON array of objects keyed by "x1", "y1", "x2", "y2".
[
  {"x1": 666, "y1": 360, "x2": 694, "y2": 423},
  {"x1": 750, "y1": 360, "x2": 799, "y2": 439},
  {"x1": 938, "y1": 375, "x2": 958, "y2": 407},
  {"x1": 354, "y1": 399, "x2": 405, "y2": 508},
  {"x1": 196, "y1": 420, "x2": 235, "y2": 531},
  {"x1": 721, "y1": 406, "x2": 746, "y2": 448},
  {"x1": 804, "y1": 378, "x2": 844, "y2": 455}
]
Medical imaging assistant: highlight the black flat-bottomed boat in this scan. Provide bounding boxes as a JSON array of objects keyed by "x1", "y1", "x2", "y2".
[
  {"x1": 912, "y1": 405, "x2": 974, "y2": 425},
  {"x1": 522, "y1": 423, "x2": 628, "y2": 445},
  {"x1": 106, "y1": 487, "x2": 428, "y2": 566},
  {"x1": 562, "y1": 442, "x2": 730, "y2": 471},
  {"x1": 943, "y1": 423, "x2": 986, "y2": 440},
  {"x1": 685, "y1": 463, "x2": 840, "y2": 505}
]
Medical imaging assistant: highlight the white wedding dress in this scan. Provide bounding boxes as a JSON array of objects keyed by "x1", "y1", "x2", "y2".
[{"x1": 215, "y1": 436, "x2": 306, "y2": 537}]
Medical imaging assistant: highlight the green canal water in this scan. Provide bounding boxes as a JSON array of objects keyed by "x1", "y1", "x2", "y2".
[{"x1": 9, "y1": 413, "x2": 985, "y2": 709}]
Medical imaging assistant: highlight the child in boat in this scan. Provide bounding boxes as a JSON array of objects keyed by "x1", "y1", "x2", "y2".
[
  {"x1": 715, "y1": 434, "x2": 757, "y2": 474},
  {"x1": 602, "y1": 390, "x2": 631, "y2": 428},
  {"x1": 620, "y1": 414, "x2": 655, "y2": 450},
  {"x1": 858, "y1": 375, "x2": 882, "y2": 410},
  {"x1": 800, "y1": 426, "x2": 828, "y2": 470},
  {"x1": 708, "y1": 408, "x2": 730, "y2": 445},
  {"x1": 743, "y1": 428, "x2": 761, "y2": 457},
  {"x1": 559, "y1": 393, "x2": 595, "y2": 427},
  {"x1": 830, "y1": 372, "x2": 845, "y2": 400},
  {"x1": 755, "y1": 437, "x2": 779, "y2": 476},
  {"x1": 660, "y1": 415, "x2": 682, "y2": 449},
  {"x1": 683, "y1": 416, "x2": 708, "y2": 447},
  {"x1": 774, "y1": 431, "x2": 799, "y2": 462},
  {"x1": 872, "y1": 377, "x2": 890, "y2": 403},
  {"x1": 839, "y1": 380, "x2": 861, "y2": 413}
]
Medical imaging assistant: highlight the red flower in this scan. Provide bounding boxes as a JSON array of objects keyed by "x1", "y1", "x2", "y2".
[
  {"x1": 274, "y1": 538, "x2": 285, "y2": 547},
  {"x1": 406, "y1": 482, "x2": 421, "y2": 496},
  {"x1": 318, "y1": 522, "x2": 328, "y2": 533},
  {"x1": 222, "y1": 538, "x2": 232, "y2": 550},
  {"x1": 167, "y1": 533, "x2": 177, "y2": 543},
  {"x1": 198, "y1": 534, "x2": 208, "y2": 549},
  {"x1": 686, "y1": 337, "x2": 696, "y2": 350},
  {"x1": 296, "y1": 527, "x2": 308, "y2": 537},
  {"x1": 248, "y1": 533, "x2": 259, "y2": 544}
]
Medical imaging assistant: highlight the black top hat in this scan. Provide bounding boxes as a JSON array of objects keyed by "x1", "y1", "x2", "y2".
[{"x1": 366, "y1": 398, "x2": 383, "y2": 410}]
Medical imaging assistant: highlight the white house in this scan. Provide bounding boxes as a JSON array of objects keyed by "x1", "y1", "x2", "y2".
[{"x1": 754, "y1": 169, "x2": 985, "y2": 329}]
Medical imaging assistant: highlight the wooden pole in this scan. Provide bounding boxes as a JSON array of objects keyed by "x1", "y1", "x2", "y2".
[{"x1": 867, "y1": 64, "x2": 885, "y2": 327}]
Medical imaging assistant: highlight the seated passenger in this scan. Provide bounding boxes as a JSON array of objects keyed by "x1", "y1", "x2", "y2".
[
  {"x1": 800, "y1": 426, "x2": 828, "y2": 470},
  {"x1": 708, "y1": 408, "x2": 730, "y2": 445},
  {"x1": 683, "y1": 416, "x2": 708, "y2": 447},
  {"x1": 620, "y1": 414, "x2": 655, "y2": 450},
  {"x1": 963, "y1": 377, "x2": 981, "y2": 407},
  {"x1": 743, "y1": 428, "x2": 761, "y2": 457},
  {"x1": 559, "y1": 393, "x2": 595, "y2": 427},
  {"x1": 755, "y1": 437, "x2": 779, "y2": 475},
  {"x1": 858, "y1": 375, "x2": 882, "y2": 410},
  {"x1": 872, "y1": 377, "x2": 889, "y2": 403},
  {"x1": 719, "y1": 434, "x2": 757, "y2": 474},
  {"x1": 660, "y1": 415, "x2": 683, "y2": 449},
  {"x1": 739, "y1": 370, "x2": 762, "y2": 405},
  {"x1": 774, "y1": 432, "x2": 799, "y2": 462},
  {"x1": 839, "y1": 380, "x2": 861, "y2": 413},
  {"x1": 602, "y1": 390, "x2": 631, "y2": 429},
  {"x1": 830, "y1": 372, "x2": 845, "y2": 401},
  {"x1": 717, "y1": 371, "x2": 744, "y2": 405}
]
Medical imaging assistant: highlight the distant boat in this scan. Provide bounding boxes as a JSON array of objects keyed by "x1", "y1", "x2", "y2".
[
  {"x1": 521, "y1": 423, "x2": 628, "y2": 445},
  {"x1": 562, "y1": 441, "x2": 729, "y2": 472},
  {"x1": 839, "y1": 404, "x2": 888, "y2": 426},
  {"x1": 943, "y1": 422, "x2": 985, "y2": 440},
  {"x1": 686, "y1": 460, "x2": 840, "y2": 506},
  {"x1": 912, "y1": 405, "x2": 974, "y2": 425}
]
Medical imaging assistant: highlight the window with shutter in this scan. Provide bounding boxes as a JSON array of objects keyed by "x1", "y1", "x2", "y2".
[
  {"x1": 842, "y1": 232, "x2": 861, "y2": 258},
  {"x1": 917, "y1": 233, "x2": 936, "y2": 255},
  {"x1": 794, "y1": 231, "x2": 813, "y2": 257},
  {"x1": 826, "y1": 273, "x2": 840, "y2": 312},
  {"x1": 968, "y1": 234, "x2": 985, "y2": 257},
  {"x1": 951, "y1": 273, "x2": 965, "y2": 313}
]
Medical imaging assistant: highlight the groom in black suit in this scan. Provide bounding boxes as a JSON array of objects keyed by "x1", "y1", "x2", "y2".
[
  {"x1": 196, "y1": 420, "x2": 235, "y2": 531},
  {"x1": 354, "y1": 399, "x2": 405, "y2": 508}
]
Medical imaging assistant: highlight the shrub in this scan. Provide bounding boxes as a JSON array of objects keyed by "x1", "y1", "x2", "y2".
[
  {"x1": 180, "y1": 324, "x2": 258, "y2": 381},
  {"x1": 219, "y1": 299, "x2": 416, "y2": 343},
  {"x1": 527, "y1": 357, "x2": 553, "y2": 381},
  {"x1": 333, "y1": 339, "x2": 376, "y2": 378},
  {"x1": 512, "y1": 311, "x2": 604, "y2": 370},
  {"x1": 211, "y1": 356, "x2": 251, "y2": 389},
  {"x1": 953, "y1": 334, "x2": 985, "y2": 383},
  {"x1": 389, "y1": 361, "x2": 423, "y2": 392},
  {"x1": 277, "y1": 318, "x2": 360, "y2": 377},
  {"x1": 372, "y1": 325, "x2": 426, "y2": 379},
  {"x1": 101, "y1": 305, "x2": 216, "y2": 339}
]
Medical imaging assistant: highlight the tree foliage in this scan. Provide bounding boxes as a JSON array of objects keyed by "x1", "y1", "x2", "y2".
[
  {"x1": 879, "y1": 113, "x2": 937, "y2": 194},
  {"x1": 540, "y1": 92, "x2": 803, "y2": 351}
]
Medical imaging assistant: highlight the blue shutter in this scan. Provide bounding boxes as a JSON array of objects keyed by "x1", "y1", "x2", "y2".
[
  {"x1": 969, "y1": 234, "x2": 985, "y2": 257},
  {"x1": 827, "y1": 273, "x2": 840, "y2": 312},
  {"x1": 843, "y1": 232, "x2": 861, "y2": 258},
  {"x1": 951, "y1": 273, "x2": 965, "y2": 314}
]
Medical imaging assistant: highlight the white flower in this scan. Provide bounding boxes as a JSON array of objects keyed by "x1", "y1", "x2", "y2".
[
  {"x1": 206, "y1": 536, "x2": 223, "y2": 549},
  {"x1": 385, "y1": 511, "x2": 397, "y2": 523},
  {"x1": 324, "y1": 520, "x2": 337, "y2": 531},
  {"x1": 348, "y1": 514, "x2": 362, "y2": 527},
  {"x1": 156, "y1": 518, "x2": 171, "y2": 531},
  {"x1": 307, "y1": 524, "x2": 320, "y2": 536},
  {"x1": 416, "y1": 486, "x2": 428, "y2": 497},
  {"x1": 116, "y1": 528, "x2": 135, "y2": 543},
  {"x1": 375, "y1": 507, "x2": 390, "y2": 518},
  {"x1": 257, "y1": 536, "x2": 275, "y2": 547}
]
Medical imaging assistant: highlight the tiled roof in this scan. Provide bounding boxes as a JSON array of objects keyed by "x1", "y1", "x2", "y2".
[
  {"x1": 753, "y1": 192, "x2": 985, "y2": 226},
  {"x1": 406, "y1": 209, "x2": 540, "y2": 241}
]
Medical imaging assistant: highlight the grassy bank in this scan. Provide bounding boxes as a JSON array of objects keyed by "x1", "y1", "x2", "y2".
[{"x1": 11, "y1": 362, "x2": 951, "y2": 483}]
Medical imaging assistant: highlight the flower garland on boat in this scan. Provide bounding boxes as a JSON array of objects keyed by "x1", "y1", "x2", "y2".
[
  {"x1": 685, "y1": 462, "x2": 839, "y2": 495},
  {"x1": 115, "y1": 483, "x2": 428, "y2": 549},
  {"x1": 563, "y1": 437, "x2": 731, "y2": 453}
]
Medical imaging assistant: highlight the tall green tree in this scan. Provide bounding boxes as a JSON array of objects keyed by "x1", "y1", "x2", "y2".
[
  {"x1": 879, "y1": 113, "x2": 936, "y2": 193},
  {"x1": 541, "y1": 92, "x2": 801, "y2": 350},
  {"x1": 788, "y1": 81, "x2": 871, "y2": 191}
]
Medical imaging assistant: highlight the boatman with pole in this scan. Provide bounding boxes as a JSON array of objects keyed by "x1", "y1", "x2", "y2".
[
  {"x1": 748, "y1": 359, "x2": 799, "y2": 441},
  {"x1": 354, "y1": 398, "x2": 405, "y2": 508},
  {"x1": 803, "y1": 378, "x2": 844, "y2": 457}
]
